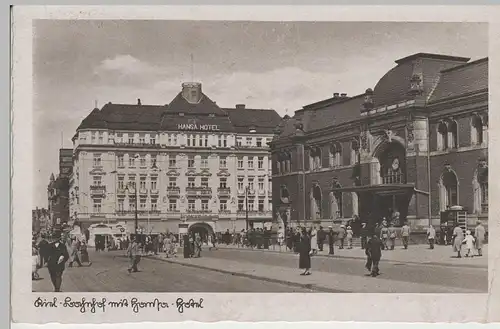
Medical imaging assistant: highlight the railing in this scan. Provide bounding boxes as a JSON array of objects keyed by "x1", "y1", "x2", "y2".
[
  {"x1": 382, "y1": 172, "x2": 405, "y2": 184},
  {"x1": 90, "y1": 185, "x2": 106, "y2": 195},
  {"x1": 217, "y1": 187, "x2": 231, "y2": 195},
  {"x1": 258, "y1": 189, "x2": 266, "y2": 195},
  {"x1": 219, "y1": 209, "x2": 231, "y2": 214},
  {"x1": 139, "y1": 188, "x2": 148, "y2": 195},
  {"x1": 117, "y1": 188, "x2": 126, "y2": 195},
  {"x1": 150, "y1": 189, "x2": 159, "y2": 195},
  {"x1": 237, "y1": 189, "x2": 245, "y2": 196}
]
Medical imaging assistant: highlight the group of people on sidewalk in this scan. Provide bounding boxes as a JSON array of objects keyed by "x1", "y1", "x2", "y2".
[{"x1": 450, "y1": 221, "x2": 486, "y2": 258}]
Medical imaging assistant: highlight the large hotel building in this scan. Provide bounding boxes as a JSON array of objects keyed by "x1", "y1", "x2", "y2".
[
  {"x1": 69, "y1": 82, "x2": 281, "y2": 237},
  {"x1": 270, "y1": 53, "x2": 488, "y2": 233}
]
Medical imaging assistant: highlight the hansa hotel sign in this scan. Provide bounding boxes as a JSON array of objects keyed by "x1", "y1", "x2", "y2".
[{"x1": 177, "y1": 123, "x2": 220, "y2": 131}]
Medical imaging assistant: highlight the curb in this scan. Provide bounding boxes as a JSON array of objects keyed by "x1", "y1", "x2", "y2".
[
  {"x1": 213, "y1": 247, "x2": 487, "y2": 269},
  {"x1": 144, "y1": 255, "x2": 349, "y2": 293}
]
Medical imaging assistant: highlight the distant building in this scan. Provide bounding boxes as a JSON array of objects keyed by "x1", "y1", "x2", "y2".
[
  {"x1": 69, "y1": 82, "x2": 281, "y2": 237},
  {"x1": 271, "y1": 53, "x2": 488, "y2": 232},
  {"x1": 47, "y1": 148, "x2": 73, "y2": 226},
  {"x1": 32, "y1": 207, "x2": 50, "y2": 233}
]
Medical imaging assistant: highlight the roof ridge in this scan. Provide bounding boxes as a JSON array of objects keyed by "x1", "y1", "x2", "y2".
[{"x1": 441, "y1": 57, "x2": 488, "y2": 73}]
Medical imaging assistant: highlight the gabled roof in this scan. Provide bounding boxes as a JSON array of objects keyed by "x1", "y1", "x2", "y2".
[
  {"x1": 428, "y1": 58, "x2": 488, "y2": 103},
  {"x1": 166, "y1": 92, "x2": 226, "y2": 115}
]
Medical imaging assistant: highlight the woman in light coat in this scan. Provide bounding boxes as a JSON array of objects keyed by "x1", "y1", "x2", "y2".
[
  {"x1": 452, "y1": 224, "x2": 465, "y2": 258},
  {"x1": 310, "y1": 227, "x2": 318, "y2": 255},
  {"x1": 346, "y1": 226, "x2": 354, "y2": 249},
  {"x1": 462, "y1": 230, "x2": 476, "y2": 257}
]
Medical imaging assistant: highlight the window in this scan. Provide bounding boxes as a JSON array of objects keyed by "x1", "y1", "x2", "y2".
[
  {"x1": 201, "y1": 199, "x2": 209, "y2": 211},
  {"x1": 128, "y1": 175, "x2": 136, "y2": 189},
  {"x1": 238, "y1": 199, "x2": 244, "y2": 211},
  {"x1": 441, "y1": 170, "x2": 458, "y2": 209},
  {"x1": 219, "y1": 200, "x2": 227, "y2": 211},
  {"x1": 258, "y1": 178, "x2": 264, "y2": 191},
  {"x1": 238, "y1": 177, "x2": 244, "y2": 190},
  {"x1": 257, "y1": 138, "x2": 262, "y2": 147},
  {"x1": 248, "y1": 201, "x2": 254, "y2": 211},
  {"x1": 248, "y1": 157, "x2": 254, "y2": 169},
  {"x1": 167, "y1": 134, "x2": 172, "y2": 145},
  {"x1": 219, "y1": 156, "x2": 227, "y2": 168},
  {"x1": 246, "y1": 137, "x2": 251, "y2": 146},
  {"x1": 258, "y1": 199, "x2": 265, "y2": 212},
  {"x1": 309, "y1": 147, "x2": 322, "y2": 170},
  {"x1": 129, "y1": 155, "x2": 136, "y2": 167},
  {"x1": 350, "y1": 140, "x2": 360, "y2": 166},
  {"x1": 196, "y1": 135, "x2": 201, "y2": 147},
  {"x1": 201, "y1": 177, "x2": 209, "y2": 188},
  {"x1": 168, "y1": 177, "x2": 177, "y2": 188},
  {"x1": 472, "y1": 115, "x2": 485, "y2": 146},
  {"x1": 187, "y1": 135, "x2": 191, "y2": 147},
  {"x1": 188, "y1": 177, "x2": 195, "y2": 188},
  {"x1": 151, "y1": 155, "x2": 157, "y2": 168},
  {"x1": 201, "y1": 155, "x2": 208, "y2": 168},
  {"x1": 238, "y1": 157, "x2": 244, "y2": 169},
  {"x1": 128, "y1": 134, "x2": 134, "y2": 144},
  {"x1": 268, "y1": 179, "x2": 272, "y2": 191},
  {"x1": 118, "y1": 176, "x2": 124, "y2": 189},
  {"x1": 138, "y1": 135, "x2": 145, "y2": 144},
  {"x1": 437, "y1": 122, "x2": 448, "y2": 151},
  {"x1": 140, "y1": 199, "x2": 146, "y2": 210},
  {"x1": 129, "y1": 198, "x2": 136, "y2": 211},
  {"x1": 188, "y1": 156, "x2": 195, "y2": 168},
  {"x1": 248, "y1": 177, "x2": 254, "y2": 190},
  {"x1": 258, "y1": 157, "x2": 264, "y2": 169},
  {"x1": 91, "y1": 132, "x2": 96, "y2": 143},
  {"x1": 92, "y1": 199, "x2": 102, "y2": 213},
  {"x1": 150, "y1": 177, "x2": 157, "y2": 190},
  {"x1": 98, "y1": 133, "x2": 103, "y2": 144},
  {"x1": 140, "y1": 155, "x2": 146, "y2": 167},
  {"x1": 204, "y1": 135, "x2": 209, "y2": 147},
  {"x1": 223, "y1": 136, "x2": 227, "y2": 147},
  {"x1": 93, "y1": 176, "x2": 101, "y2": 186},
  {"x1": 93, "y1": 154, "x2": 102, "y2": 167},
  {"x1": 118, "y1": 199, "x2": 124, "y2": 212},
  {"x1": 188, "y1": 199, "x2": 195, "y2": 212},
  {"x1": 173, "y1": 134, "x2": 177, "y2": 145},
  {"x1": 449, "y1": 120, "x2": 458, "y2": 149},
  {"x1": 150, "y1": 135, "x2": 156, "y2": 145},
  {"x1": 79, "y1": 133, "x2": 86, "y2": 143},
  {"x1": 168, "y1": 199, "x2": 177, "y2": 211},
  {"x1": 268, "y1": 201, "x2": 272, "y2": 211},
  {"x1": 237, "y1": 137, "x2": 242, "y2": 147},
  {"x1": 151, "y1": 199, "x2": 158, "y2": 211},
  {"x1": 169, "y1": 157, "x2": 176, "y2": 168},
  {"x1": 117, "y1": 155, "x2": 124, "y2": 167},
  {"x1": 220, "y1": 178, "x2": 227, "y2": 189},
  {"x1": 329, "y1": 143, "x2": 342, "y2": 167},
  {"x1": 139, "y1": 177, "x2": 146, "y2": 190}
]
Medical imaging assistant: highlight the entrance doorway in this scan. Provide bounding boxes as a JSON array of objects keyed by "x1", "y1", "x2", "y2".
[{"x1": 188, "y1": 222, "x2": 214, "y2": 244}]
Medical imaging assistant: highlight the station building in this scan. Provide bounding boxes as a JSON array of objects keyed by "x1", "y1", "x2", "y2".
[
  {"x1": 270, "y1": 53, "x2": 488, "y2": 232},
  {"x1": 69, "y1": 82, "x2": 281, "y2": 237}
]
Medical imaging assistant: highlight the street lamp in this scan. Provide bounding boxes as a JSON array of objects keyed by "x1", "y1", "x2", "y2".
[
  {"x1": 125, "y1": 182, "x2": 139, "y2": 235},
  {"x1": 245, "y1": 186, "x2": 249, "y2": 230}
]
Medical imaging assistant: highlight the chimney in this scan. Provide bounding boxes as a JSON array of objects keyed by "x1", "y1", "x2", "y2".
[
  {"x1": 181, "y1": 82, "x2": 202, "y2": 104},
  {"x1": 341, "y1": 93, "x2": 347, "y2": 98},
  {"x1": 236, "y1": 104, "x2": 246, "y2": 110},
  {"x1": 137, "y1": 98, "x2": 141, "y2": 105},
  {"x1": 333, "y1": 93, "x2": 340, "y2": 98}
]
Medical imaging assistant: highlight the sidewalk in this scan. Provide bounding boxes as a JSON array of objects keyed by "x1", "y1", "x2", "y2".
[
  {"x1": 212, "y1": 243, "x2": 488, "y2": 268},
  {"x1": 151, "y1": 255, "x2": 483, "y2": 293}
]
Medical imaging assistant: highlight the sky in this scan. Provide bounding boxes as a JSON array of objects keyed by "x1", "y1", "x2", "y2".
[{"x1": 32, "y1": 20, "x2": 488, "y2": 208}]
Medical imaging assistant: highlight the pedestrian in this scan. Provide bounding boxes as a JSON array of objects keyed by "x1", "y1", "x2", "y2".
[
  {"x1": 32, "y1": 241, "x2": 40, "y2": 280},
  {"x1": 310, "y1": 226, "x2": 318, "y2": 255},
  {"x1": 37, "y1": 236, "x2": 49, "y2": 268},
  {"x1": 388, "y1": 224, "x2": 396, "y2": 250},
  {"x1": 298, "y1": 228, "x2": 312, "y2": 276},
  {"x1": 474, "y1": 221, "x2": 486, "y2": 256},
  {"x1": 360, "y1": 223, "x2": 368, "y2": 249},
  {"x1": 346, "y1": 226, "x2": 354, "y2": 249},
  {"x1": 183, "y1": 234, "x2": 191, "y2": 258},
  {"x1": 317, "y1": 226, "x2": 325, "y2": 251},
  {"x1": 452, "y1": 224, "x2": 464, "y2": 258},
  {"x1": 337, "y1": 225, "x2": 346, "y2": 249},
  {"x1": 127, "y1": 237, "x2": 141, "y2": 273},
  {"x1": 194, "y1": 233, "x2": 202, "y2": 258},
  {"x1": 327, "y1": 226, "x2": 335, "y2": 255},
  {"x1": 401, "y1": 222, "x2": 411, "y2": 249},
  {"x1": 79, "y1": 240, "x2": 92, "y2": 266},
  {"x1": 462, "y1": 230, "x2": 476, "y2": 257},
  {"x1": 68, "y1": 236, "x2": 82, "y2": 268},
  {"x1": 365, "y1": 233, "x2": 383, "y2": 277},
  {"x1": 427, "y1": 224, "x2": 436, "y2": 249},
  {"x1": 46, "y1": 230, "x2": 70, "y2": 292},
  {"x1": 380, "y1": 223, "x2": 389, "y2": 250}
]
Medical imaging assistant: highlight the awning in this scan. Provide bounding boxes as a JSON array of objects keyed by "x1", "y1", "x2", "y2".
[{"x1": 330, "y1": 184, "x2": 429, "y2": 196}]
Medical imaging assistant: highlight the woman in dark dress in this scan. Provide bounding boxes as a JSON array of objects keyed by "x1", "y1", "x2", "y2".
[{"x1": 299, "y1": 228, "x2": 312, "y2": 275}]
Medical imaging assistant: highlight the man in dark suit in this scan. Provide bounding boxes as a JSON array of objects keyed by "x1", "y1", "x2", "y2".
[
  {"x1": 46, "y1": 230, "x2": 70, "y2": 292},
  {"x1": 365, "y1": 234, "x2": 383, "y2": 277}
]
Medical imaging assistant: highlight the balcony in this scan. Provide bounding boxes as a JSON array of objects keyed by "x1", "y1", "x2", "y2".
[
  {"x1": 382, "y1": 172, "x2": 405, "y2": 185},
  {"x1": 237, "y1": 189, "x2": 245, "y2": 196},
  {"x1": 186, "y1": 186, "x2": 212, "y2": 197},
  {"x1": 247, "y1": 189, "x2": 256, "y2": 196},
  {"x1": 116, "y1": 188, "x2": 126, "y2": 195},
  {"x1": 217, "y1": 187, "x2": 231, "y2": 196},
  {"x1": 150, "y1": 189, "x2": 159, "y2": 195},
  {"x1": 218, "y1": 209, "x2": 231, "y2": 214},
  {"x1": 89, "y1": 185, "x2": 106, "y2": 196},
  {"x1": 258, "y1": 189, "x2": 266, "y2": 196},
  {"x1": 139, "y1": 188, "x2": 148, "y2": 195}
]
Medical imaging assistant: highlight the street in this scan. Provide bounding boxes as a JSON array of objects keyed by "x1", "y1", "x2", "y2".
[{"x1": 32, "y1": 250, "x2": 316, "y2": 293}]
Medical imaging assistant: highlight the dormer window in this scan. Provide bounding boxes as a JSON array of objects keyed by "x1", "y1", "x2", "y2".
[
  {"x1": 209, "y1": 114, "x2": 215, "y2": 117},
  {"x1": 179, "y1": 113, "x2": 185, "y2": 116}
]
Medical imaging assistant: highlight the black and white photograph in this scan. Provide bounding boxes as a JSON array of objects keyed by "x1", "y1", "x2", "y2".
[
  {"x1": 11, "y1": 5, "x2": 500, "y2": 324},
  {"x1": 29, "y1": 19, "x2": 489, "y2": 294}
]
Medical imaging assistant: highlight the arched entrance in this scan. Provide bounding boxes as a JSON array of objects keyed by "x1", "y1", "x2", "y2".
[{"x1": 188, "y1": 222, "x2": 214, "y2": 243}]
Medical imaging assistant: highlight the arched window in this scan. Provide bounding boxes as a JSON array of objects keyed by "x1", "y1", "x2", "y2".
[
  {"x1": 310, "y1": 184, "x2": 322, "y2": 220},
  {"x1": 474, "y1": 163, "x2": 488, "y2": 214},
  {"x1": 329, "y1": 181, "x2": 343, "y2": 219},
  {"x1": 448, "y1": 120, "x2": 458, "y2": 149},
  {"x1": 350, "y1": 139, "x2": 360, "y2": 165},
  {"x1": 280, "y1": 185, "x2": 290, "y2": 204},
  {"x1": 328, "y1": 143, "x2": 342, "y2": 167},
  {"x1": 309, "y1": 147, "x2": 322, "y2": 171},
  {"x1": 471, "y1": 115, "x2": 484, "y2": 146},
  {"x1": 439, "y1": 169, "x2": 458, "y2": 210},
  {"x1": 437, "y1": 122, "x2": 448, "y2": 151}
]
